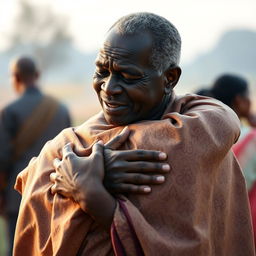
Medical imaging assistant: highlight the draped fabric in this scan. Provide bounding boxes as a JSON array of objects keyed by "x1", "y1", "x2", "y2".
[{"x1": 14, "y1": 94, "x2": 255, "y2": 256}]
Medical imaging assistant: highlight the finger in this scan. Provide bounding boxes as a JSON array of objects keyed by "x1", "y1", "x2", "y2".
[
  {"x1": 108, "y1": 183, "x2": 152, "y2": 194},
  {"x1": 91, "y1": 140, "x2": 104, "y2": 159},
  {"x1": 105, "y1": 126, "x2": 130, "y2": 150},
  {"x1": 114, "y1": 149, "x2": 167, "y2": 161},
  {"x1": 109, "y1": 160, "x2": 170, "y2": 173},
  {"x1": 112, "y1": 173, "x2": 166, "y2": 185},
  {"x1": 51, "y1": 183, "x2": 58, "y2": 194},
  {"x1": 127, "y1": 161, "x2": 170, "y2": 173},
  {"x1": 62, "y1": 143, "x2": 75, "y2": 160},
  {"x1": 53, "y1": 158, "x2": 61, "y2": 170}
]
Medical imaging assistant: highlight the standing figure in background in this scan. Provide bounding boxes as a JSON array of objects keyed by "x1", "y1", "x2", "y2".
[
  {"x1": 0, "y1": 56, "x2": 71, "y2": 256},
  {"x1": 211, "y1": 73, "x2": 256, "y2": 247}
]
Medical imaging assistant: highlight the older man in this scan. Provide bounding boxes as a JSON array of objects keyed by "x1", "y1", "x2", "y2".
[{"x1": 13, "y1": 13, "x2": 254, "y2": 255}]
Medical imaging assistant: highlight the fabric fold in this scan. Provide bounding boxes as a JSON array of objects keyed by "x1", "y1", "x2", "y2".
[{"x1": 13, "y1": 94, "x2": 255, "y2": 256}]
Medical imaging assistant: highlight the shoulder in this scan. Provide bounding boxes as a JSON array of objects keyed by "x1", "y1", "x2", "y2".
[
  {"x1": 0, "y1": 98, "x2": 21, "y2": 122},
  {"x1": 168, "y1": 93, "x2": 239, "y2": 124},
  {"x1": 163, "y1": 93, "x2": 241, "y2": 146},
  {"x1": 172, "y1": 93, "x2": 235, "y2": 113}
]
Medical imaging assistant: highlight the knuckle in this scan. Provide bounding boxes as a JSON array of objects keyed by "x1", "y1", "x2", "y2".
[
  {"x1": 112, "y1": 173, "x2": 124, "y2": 183},
  {"x1": 134, "y1": 174, "x2": 143, "y2": 183},
  {"x1": 92, "y1": 150, "x2": 102, "y2": 158},
  {"x1": 138, "y1": 162, "x2": 146, "y2": 171},
  {"x1": 111, "y1": 161, "x2": 122, "y2": 170},
  {"x1": 127, "y1": 185, "x2": 137, "y2": 193},
  {"x1": 136, "y1": 150, "x2": 145, "y2": 157}
]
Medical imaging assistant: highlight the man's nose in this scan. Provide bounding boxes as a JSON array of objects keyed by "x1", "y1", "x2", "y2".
[{"x1": 101, "y1": 74, "x2": 122, "y2": 95}]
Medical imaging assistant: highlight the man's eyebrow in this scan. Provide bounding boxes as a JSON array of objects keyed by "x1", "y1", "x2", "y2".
[
  {"x1": 114, "y1": 64, "x2": 144, "y2": 75},
  {"x1": 95, "y1": 59, "x2": 108, "y2": 68}
]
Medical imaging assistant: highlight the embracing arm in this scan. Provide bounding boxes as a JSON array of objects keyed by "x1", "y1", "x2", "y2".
[
  {"x1": 50, "y1": 135, "x2": 170, "y2": 230},
  {"x1": 108, "y1": 96, "x2": 251, "y2": 255},
  {"x1": 51, "y1": 142, "x2": 116, "y2": 229}
]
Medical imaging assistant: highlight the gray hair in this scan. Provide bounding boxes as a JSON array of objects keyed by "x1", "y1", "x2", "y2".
[{"x1": 110, "y1": 12, "x2": 181, "y2": 72}]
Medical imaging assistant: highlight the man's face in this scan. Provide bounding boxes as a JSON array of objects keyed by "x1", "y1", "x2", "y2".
[
  {"x1": 93, "y1": 28, "x2": 169, "y2": 126},
  {"x1": 236, "y1": 91, "x2": 251, "y2": 118}
]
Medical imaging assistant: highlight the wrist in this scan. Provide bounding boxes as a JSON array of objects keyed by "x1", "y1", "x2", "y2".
[
  {"x1": 78, "y1": 181, "x2": 105, "y2": 211},
  {"x1": 79, "y1": 182, "x2": 116, "y2": 230}
]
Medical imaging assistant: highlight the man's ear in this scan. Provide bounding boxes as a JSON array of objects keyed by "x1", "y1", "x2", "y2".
[{"x1": 164, "y1": 66, "x2": 182, "y2": 94}]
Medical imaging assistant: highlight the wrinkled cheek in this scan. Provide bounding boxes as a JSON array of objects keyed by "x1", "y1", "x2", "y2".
[{"x1": 92, "y1": 77, "x2": 103, "y2": 91}]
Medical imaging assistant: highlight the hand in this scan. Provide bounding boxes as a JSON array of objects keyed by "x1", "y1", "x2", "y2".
[
  {"x1": 103, "y1": 127, "x2": 170, "y2": 194},
  {"x1": 50, "y1": 141, "x2": 116, "y2": 229},
  {"x1": 50, "y1": 141, "x2": 105, "y2": 207}
]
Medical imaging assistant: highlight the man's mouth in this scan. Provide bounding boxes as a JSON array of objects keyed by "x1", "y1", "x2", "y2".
[
  {"x1": 105, "y1": 102, "x2": 120, "y2": 108},
  {"x1": 102, "y1": 100, "x2": 128, "y2": 114}
]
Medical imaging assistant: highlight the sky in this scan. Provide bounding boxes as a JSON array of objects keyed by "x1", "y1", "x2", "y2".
[{"x1": 0, "y1": 0, "x2": 256, "y2": 64}]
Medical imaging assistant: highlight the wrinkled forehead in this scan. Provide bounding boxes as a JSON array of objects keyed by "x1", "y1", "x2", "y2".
[{"x1": 97, "y1": 28, "x2": 154, "y2": 67}]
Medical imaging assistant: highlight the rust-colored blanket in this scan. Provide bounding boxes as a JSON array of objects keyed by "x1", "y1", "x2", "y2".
[{"x1": 14, "y1": 94, "x2": 255, "y2": 256}]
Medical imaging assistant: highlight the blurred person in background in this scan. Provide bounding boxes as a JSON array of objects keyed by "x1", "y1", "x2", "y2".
[
  {"x1": 0, "y1": 56, "x2": 71, "y2": 256},
  {"x1": 194, "y1": 87, "x2": 213, "y2": 97},
  {"x1": 210, "y1": 73, "x2": 256, "y2": 247}
]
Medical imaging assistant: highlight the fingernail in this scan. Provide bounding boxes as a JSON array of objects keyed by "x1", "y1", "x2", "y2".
[
  {"x1": 159, "y1": 152, "x2": 167, "y2": 160},
  {"x1": 162, "y1": 164, "x2": 170, "y2": 171},
  {"x1": 143, "y1": 187, "x2": 151, "y2": 192},
  {"x1": 156, "y1": 176, "x2": 165, "y2": 182},
  {"x1": 97, "y1": 140, "x2": 104, "y2": 145}
]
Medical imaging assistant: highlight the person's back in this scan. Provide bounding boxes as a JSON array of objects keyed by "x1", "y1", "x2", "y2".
[{"x1": 0, "y1": 56, "x2": 71, "y2": 255}]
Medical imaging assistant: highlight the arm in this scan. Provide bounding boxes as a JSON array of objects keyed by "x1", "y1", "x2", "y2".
[
  {"x1": 51, "y1": 142, "x2": 115, "y2": 230},
  {"x1": 50, "y1": 133, "x2": 170, "y2": 229},
  {"x1": 109, "y1": 97, "x2": 250, "y2": 255}
]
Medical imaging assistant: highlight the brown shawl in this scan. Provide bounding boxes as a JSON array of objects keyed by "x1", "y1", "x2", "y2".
[{"x1": 13, "y1": 94, "x2": 255, "y2": 256}]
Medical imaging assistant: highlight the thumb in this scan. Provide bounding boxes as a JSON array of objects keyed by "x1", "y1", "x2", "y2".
[
  {"x1": 105, "y1": 126, "x2": 130, "y2": 150},
  {"x1": 62, "y1": 143, "x2": 75, "y2": 159},
  {"x1": 91, "y1": 140, "x2": 104, "y2": 160}
]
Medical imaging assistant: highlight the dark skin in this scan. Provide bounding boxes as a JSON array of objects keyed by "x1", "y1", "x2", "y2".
[
  {"x1": 103, "y1": 127, "x2": 170, "y2": 194},
  {"x1": 51, "y1": 28, "x2": 181, "y2": 229},
  {"x1": 51, "y1": 128, "x2": 169, "y2": 229},
  {"x1": 10, "y1": 57, "x2": 40, "y2": 95},
  {"x1": 232, "y1": 92, "x2": 256, "y2": 127}
]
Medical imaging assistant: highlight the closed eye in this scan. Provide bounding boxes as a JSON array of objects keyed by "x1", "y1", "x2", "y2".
[
  {"x1": 95, "y1": 68, "x2": 109, "y2": 77},
  {"x1": 120, "y1": 72, "x2": 142, "y2": 80}
]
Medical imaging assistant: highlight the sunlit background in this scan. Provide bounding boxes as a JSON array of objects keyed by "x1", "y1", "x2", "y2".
[
  {"x1": 0, "y1": 0, "x2": 256, "y2": 125},
  {"x1": 0, "y1": 1, "x2": 256, "y2": 253}
]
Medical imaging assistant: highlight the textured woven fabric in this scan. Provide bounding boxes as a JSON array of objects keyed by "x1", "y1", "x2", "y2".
[{"x1": 13, "y1": 94, "x2": 255, "y2": 256}]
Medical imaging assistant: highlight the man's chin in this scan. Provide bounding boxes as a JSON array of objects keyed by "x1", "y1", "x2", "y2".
[{"x1": 104, "y1": 114, "x2": 131, "y2": 126}]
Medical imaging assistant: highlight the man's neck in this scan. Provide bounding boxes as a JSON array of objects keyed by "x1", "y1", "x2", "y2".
[
  {"x1": 147, "y1": 94, "x2": 171, "y2": 121},
  {"x1": 17, "y1": 83, "x2": 38, "y2": 95}
]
